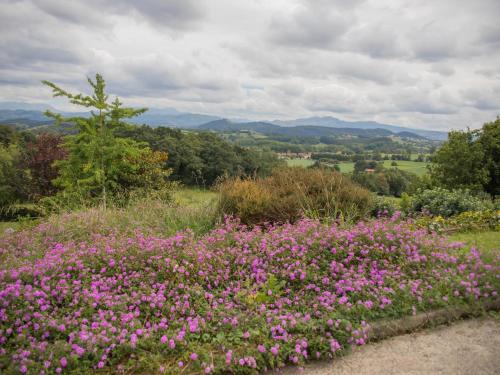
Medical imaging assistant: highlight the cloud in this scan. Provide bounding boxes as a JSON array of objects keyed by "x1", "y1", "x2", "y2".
[
  {"x1": 33, "y1": 0, "x2": 205, "y2": 30},
  {"x1": 268, "y1": 1, "x2": 354, "y2": 49},
  {"x1": 0, "y1": 0, "x2": 499, "y2": 130}
]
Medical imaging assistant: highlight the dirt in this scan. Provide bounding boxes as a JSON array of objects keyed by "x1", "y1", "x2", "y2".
[{"x1": 273, "y1": 319, "x2": 500, "y2": 375}]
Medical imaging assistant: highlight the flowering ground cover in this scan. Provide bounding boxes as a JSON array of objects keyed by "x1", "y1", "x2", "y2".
[{"x1": 0, "y1": 213, "x2": 498, "y2": 374}]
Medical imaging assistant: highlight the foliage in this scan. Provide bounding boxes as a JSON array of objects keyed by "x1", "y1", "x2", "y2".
[
  {"x1": 353, "y1": 166, "x2": 418, "y2": 197},
  {"x1": 21, "y1": 133, "x2": 68, "y2": 199},
  {"x1": 478, "y1": 118, "x2": 500, "y2": 197},
  {"x1": 218, "y1": 167, "x2": 373, "y2": 224},
  {"x1": 0, "y1": 215, "x2": 497, "y2": 374},
  {"x1": 42, "y1": 74, "x2": 173, "y2": 207},
  {"x1": 0, "y1": 144, "x2": 29, "y2": 216},
  {"x1": 371, "y1": 196, "x2": 399, "y2": 217},
  {"x1": 115, "y1": 125, "x2": 283, "y2": 187},
  {"x1": 430, "y1": 119, "x2": 500, "y2": 195},
  {"x1": 411, "y1": 188, "x2": 493, "y2": 217},
  {"x1": 412, "y1": 210, "x2": 499, "y2": 234}
]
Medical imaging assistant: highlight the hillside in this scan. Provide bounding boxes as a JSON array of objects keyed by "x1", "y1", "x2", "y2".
[
  {"x1": 274, "y1": 116, "x2": 447, "y2": 141},
  {"x1": 198, "y1": 119, "x2": 424, "y2": 139},
  {"x1": 0, "y1": 103, "x2": 448, "y2": 140}
]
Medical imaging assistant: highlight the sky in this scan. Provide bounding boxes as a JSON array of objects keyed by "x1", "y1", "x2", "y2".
[{"x1": 1, "y1": 0, "x2": 499, "y2": 130}]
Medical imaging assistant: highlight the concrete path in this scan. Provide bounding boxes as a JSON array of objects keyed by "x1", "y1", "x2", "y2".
[{"x1": 274, "y1": 319, "x2": 500, "y2": 375}]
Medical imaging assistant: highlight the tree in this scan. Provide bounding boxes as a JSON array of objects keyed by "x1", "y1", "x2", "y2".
[
  {"x1": 0, "y1": 144, "x2": 24, "y2": 208},
  {"x1": 478, "y1": 118, "x2": 500, "y2": 196},
  {"x1": 429, "y1": 129, "x2": 488, "y2": 192},
  {"x1": 21, "y1": 133, "x2": 68, "y2": 199},
  {"x1": 429, "y1": 120, "x2": 499, "y2": 196},
  {"x1": 42, "y1": 74, "x2": 170, "y2": 207}
]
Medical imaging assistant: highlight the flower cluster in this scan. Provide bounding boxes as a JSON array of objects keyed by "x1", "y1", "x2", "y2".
[{"x1": 0, "y1": 214, "x2": 498, "y2": 374}]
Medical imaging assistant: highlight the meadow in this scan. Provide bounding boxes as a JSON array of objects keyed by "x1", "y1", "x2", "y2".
[{"x1": 285, "y1": 159, "x2": 429, "y2": 176}]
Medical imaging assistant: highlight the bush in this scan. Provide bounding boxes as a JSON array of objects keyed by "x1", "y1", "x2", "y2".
[
  {"x1": 218, "y1": 167, "x2": 373, "y2": 224},
  {"x1": 353, "y1": 168, "x2": 417, "y2": 197},
  {"x1": 371, "y1": 196, "x2": 398, "y2": 217},
  {"x1": 411, "y1": 188, "x2": 493, "y2": 217},
  {"x1": 412, "y1": 210, "x2": 499, "y2": 234}
]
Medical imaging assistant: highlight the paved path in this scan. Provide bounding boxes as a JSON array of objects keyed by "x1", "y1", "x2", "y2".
[{"x1": 274, "y1": 319, "x2": 500, "y2": 375}]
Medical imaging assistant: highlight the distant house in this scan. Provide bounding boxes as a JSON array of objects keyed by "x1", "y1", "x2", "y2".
[{"x1": 364, "y1": 168, "x2": 376, "y2": 173}]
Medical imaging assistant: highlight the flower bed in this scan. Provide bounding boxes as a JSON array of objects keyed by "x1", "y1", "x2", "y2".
[{"x1": 0, "y1": 214, "x2": 498, "y2": 374}]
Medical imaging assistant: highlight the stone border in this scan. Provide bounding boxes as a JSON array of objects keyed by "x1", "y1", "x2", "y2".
[
  {"x1": 269, "y1": 300, "x2": 500, "y2": 374},
  {"x1": 368, "y1": 299, "x2": 500, "y2": 341}
]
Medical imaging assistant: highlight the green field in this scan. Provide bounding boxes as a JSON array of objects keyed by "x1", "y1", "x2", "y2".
[
  {"x1": 286, "y1": 158, "x2": 429, "y2": 175},
  {"x1": 286, "y1": 158, "x2": 315, "y2": 167},
  {"x1": 337, "y1": 160, "x2": 429, "y2": 175}
]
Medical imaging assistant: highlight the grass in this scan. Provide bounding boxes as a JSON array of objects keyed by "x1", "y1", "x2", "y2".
[
  {"x1": 173, "y1": 187, "x2": 218, "y2": 208},
  {"x1": 0, "y1": 191, "x2": 219, "y2": 243},
  {"x1": 0, "y1": 221, "x2": 19, "y2": 234},
  {"x1": 286, "y1": 158, "x2": 315, "y2": 167},
  {"x1": 382, "y1": 160, "x2": 429, "y2": 175},
  {"x1": 286, "y1": 159, "x2": 429, "y2": 176},
  {"x1": 447, "y1": 230, "x2": 500, "y2": 260},
  {"x1": 336, "y1": 160, "x2": 429, "y2": 175}
]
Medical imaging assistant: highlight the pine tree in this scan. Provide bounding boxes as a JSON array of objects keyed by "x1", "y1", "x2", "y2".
[{"x1": 43, "y1": 74, "x2": 167, "y2": 207}]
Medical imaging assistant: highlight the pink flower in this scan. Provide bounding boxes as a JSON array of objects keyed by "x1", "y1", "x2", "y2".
[
  {"x1": 160, "y1": 335, "x2": 168, "y2": 344},
  {"x1": 225, "y1": 350, "x2": 233, "y2": 365},
  {"x1": 60, "y1": 357, "x2": 68, "y2": 368},
  {"x1": 190, "y1": 353, "x2": 198, "y2": 361}
]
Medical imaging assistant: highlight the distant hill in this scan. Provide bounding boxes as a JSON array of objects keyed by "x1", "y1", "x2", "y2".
[
  {"x1": 198, "y1": 119, "x2": 425, "y2": 139},
  {"x1": 129, "y1": 108, "x2": 221, "y2": 128},
  {"x1": 0, "y1": 110, "x2": 54, "y2": 128},
  {"x1": 273, "y1": 116, "x2": 447, "y2": 140},
  {"x1": 198, "y1": 119, "x2": 282, "y2": 133},
  {"x1": 0, "y1": 102, "x2": 447, "y2": 140}
]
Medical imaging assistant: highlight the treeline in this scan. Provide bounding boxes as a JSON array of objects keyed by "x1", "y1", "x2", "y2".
[
  {"x1": 351, "y1": 160, "x2": 419, "y2": 197},
  {"x1": 115, "y1": 126, "x2": 283, "y2": 186},
  {"x1": 226, "y1": 132, "x2": 435, "y2": 155},
  {"x1": 311, "y1": 151, "x2": 431, "y2": 163},
  {"x1": 0, "y1": 124, "x2": 282, "y2": 216}
]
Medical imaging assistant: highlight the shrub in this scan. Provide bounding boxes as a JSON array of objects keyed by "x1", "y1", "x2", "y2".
[
  {"x1": 353, "y1": 168, "x2": 417, "y2": 197},
  {"x1": 411, "y1": 188, "x2": 493, "y2": 217},
  {"x1": 413, "y1": 210, "x2": 499, "y2": 233},
  {"x1": 218, "y1": 167, "x2": 372, "y2": 224},
  {"x1": 217, "y1": 178, "x2": 273, "y2": 224},
  {"x1": 371, "y1": 196, "x2": 398, "y2": 217}
]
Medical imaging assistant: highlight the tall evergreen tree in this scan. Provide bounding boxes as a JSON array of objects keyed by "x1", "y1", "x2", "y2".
[{"x1": 43, "y1": 74, "x2": 165, "y2": 207}]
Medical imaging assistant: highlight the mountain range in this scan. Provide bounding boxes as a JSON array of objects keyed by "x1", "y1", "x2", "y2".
[
  {"x1": 0, "y1": 102, "x2": 448, "y2": 140},
  {"x1": 198, "y1": 119, "x2": 427, "y2": 139}
]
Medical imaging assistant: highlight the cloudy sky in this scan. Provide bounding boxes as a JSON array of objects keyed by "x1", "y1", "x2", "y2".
[{"x1": 1, "y1": 0, "x2": 499, "y2": 130}]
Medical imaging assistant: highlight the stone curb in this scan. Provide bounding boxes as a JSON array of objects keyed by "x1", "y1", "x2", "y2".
[{"x1": 368, "y1": 299, "x2": 500, "y2": 341}]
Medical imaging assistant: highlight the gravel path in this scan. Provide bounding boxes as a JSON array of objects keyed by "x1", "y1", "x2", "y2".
[{"x1": 274, "y1": 319, "x2": 500, "y2": 375}]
